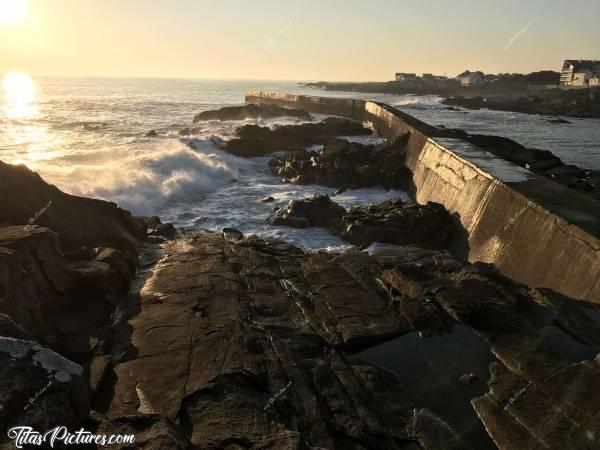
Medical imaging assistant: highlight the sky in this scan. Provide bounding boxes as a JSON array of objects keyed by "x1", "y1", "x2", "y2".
[{"x1": 1, "y1": 0, "x2": 599, "y2": 81}]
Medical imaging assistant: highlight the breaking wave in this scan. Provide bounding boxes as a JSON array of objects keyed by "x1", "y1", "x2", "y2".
[
  {"x1": 392, "y1": 95, "x2": 444, "y2": 110},
  {"x1": 69, "y1": 138, "x2": 251, "y2": 216}
]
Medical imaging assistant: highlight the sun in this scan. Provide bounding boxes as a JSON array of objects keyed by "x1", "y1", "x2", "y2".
[{"x1": 0, "y1": 0, "x2": 27, "y2": 24}]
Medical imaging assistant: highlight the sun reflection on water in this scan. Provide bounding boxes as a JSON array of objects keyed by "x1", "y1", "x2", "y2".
[
  {"x1": 3, "y1": 71, "x2": 38, "y2": 119},
  {"x1": 1, "y1": 71, "x2": 62, "y2": 170}
]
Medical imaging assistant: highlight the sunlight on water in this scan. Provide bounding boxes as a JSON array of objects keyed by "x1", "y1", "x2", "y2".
[
  {"x1": 3, "y1": 71, "x2": 37, "y2": 119},
  {"x1": 1, "y1": 71, "x2": 62, "y2": 170}
]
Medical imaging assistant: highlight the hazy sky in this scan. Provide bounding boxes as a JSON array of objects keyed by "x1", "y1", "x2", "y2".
[{"x1": 1, "y1": 0, "x2": 599, "y2": 81}]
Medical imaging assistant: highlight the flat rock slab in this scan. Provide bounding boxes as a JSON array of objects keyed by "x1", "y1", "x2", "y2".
[{"x1": 102, "y1": 231, "x2": 600, "y2": 450}]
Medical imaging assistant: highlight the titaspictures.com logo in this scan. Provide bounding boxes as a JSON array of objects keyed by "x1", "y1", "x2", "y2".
[{"x1": 7, "y1": 426, "x2": 135, "y2": 448}]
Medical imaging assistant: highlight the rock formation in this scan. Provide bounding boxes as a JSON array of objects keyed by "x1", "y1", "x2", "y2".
[
  {"x1": 98, "y1": 230, "x2": 600, "y2": 449},
  {"x1": 224, "y1": 118, "x2": 373, "y2": 157},
  {"x1": 193, "y1": 103, "x2": 311, "y2": 123},
  {"x1": 443, "y1": 93, "x2": 600, "y2": 119},
  {"x1": 0, "y1": 161, "x2": 177, "y2": 448},
  {"x1": 0, "y1": 161, "x2": 145, "y2": 253},
  {"x1": 270, "y1": 194, "x2": 455, "y2": 249},
  {"x1": 269, "y1": 137, "x2": 410, "y2": 189}
]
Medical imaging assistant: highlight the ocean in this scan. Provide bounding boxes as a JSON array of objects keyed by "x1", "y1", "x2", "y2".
[{"x1": 2, "y1": 77, "x2": 599, "y2": 249}]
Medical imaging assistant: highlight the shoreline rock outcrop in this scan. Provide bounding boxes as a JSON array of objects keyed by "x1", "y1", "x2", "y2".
[
  {"x1": 99, "y1": 229, "x2": 600, "y2": 449},
  {"x1": 443, "y1": 92, "x2": 600, "y2": 119},
  {"x1": 269, "y1": 137, "x2": 410, "y2": 189},
  {"x1": 0, "y1": 161, "x2": 145, "y2": 254},
  {"x1": 0, "y1": 161, "x2": 178, "y2": 448},
  {"x1": 269, "y1": 194, "x2": 455, "y2": 249},
  {"x1": 193, "y1": 103, "x2": 311, "y2": 123},
  {"x1": 224, "y1": 118, "x2": 373, "y2": 157}
]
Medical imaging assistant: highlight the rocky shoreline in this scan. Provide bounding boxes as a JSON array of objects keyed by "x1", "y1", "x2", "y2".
[
  {"x1": 442, "y1": 91, "x2": 600, "y2": 120},
  {"x1": 303, "y1": 81, "x2": 600, "y2": 119},
  {"x1": 1, "y1": 104, "x2": 600, "y2": 449}
]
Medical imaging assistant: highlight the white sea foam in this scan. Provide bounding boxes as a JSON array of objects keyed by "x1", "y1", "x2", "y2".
[{"x1": 69, "y1": 139, "x2": 251, "y2": 216}]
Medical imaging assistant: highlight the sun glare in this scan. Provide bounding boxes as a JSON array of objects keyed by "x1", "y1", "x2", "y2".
[
  {"x1": 3, "y1": 71, "x2": 37, "y2": 118},
  {"x1": 0, "y1": 0, "x2": 27, "y2": 24}
]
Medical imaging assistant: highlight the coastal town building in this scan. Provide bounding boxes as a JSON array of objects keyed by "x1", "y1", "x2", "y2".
[
  {"x1": 560, "y1": 60, "x2": 600, "y2": 86},
  {"x1": 460, "y1": 71, "x2": 485, "y2": 87},
  {"x1": 395, "y1": 72, "x2": 417, "y2": 82},
  {"x1": 590, "y1": 76, "x2": 600, "y2": 87},
  {"x1": 422, "y1": 73, "x2": 448, "y2": 81}
]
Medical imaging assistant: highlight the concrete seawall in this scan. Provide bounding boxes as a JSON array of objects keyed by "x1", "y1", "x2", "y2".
[{"x1": 246, "y1": 91, "x2": 600, "y2": 303}]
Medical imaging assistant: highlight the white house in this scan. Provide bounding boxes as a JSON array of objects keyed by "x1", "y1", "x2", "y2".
[
  {"x1": 460, "y1": 71, "x2": 485, "y2": 87},
  {"x1": 395, "y1": 73, "x2": 417, "y2": 82},
  {"x1": 573, "y1": 69, "x2": 593, "y2": 86},
  {"x1": 560, "y1": 60, "x2": 600, "y2": 86},
  {"x1": 590, "y1": 76, "x2": 600, "y2": 87}
]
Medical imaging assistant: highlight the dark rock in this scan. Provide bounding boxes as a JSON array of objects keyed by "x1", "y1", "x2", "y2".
[
  {"x1": 225, "y1": 118, "x2": 372, "y2": 157},
  {"x1": 459, "y1": 372, "x2": 477, "y2": 384},
  {"x1": 547, "y1": 118, "x2": 571, "y2": 124},
  {"x1": 261, "y1": 196, "x2": 275, "y2": 203},
  {"x1": 88, "y1": 354, "x2": 112, "y2": 397},
  {"x1": 528, "y1": 158, "x2": 562, "y2": 171},
  {"x1": 0, "y1": 161, "x2": 145, "y2": 253},
  {"x1": 0, "y1": 337, "x2": 88, "y2": 439},
  {"x1": 222, "y1": 227, "x2": 243, "y2": 242},
  {"x1": 340, "y1": 200, "x2": 455, "y2": 248},
  {"x1": 269, "y1": 194, "x2": 346, "y2": 230},
  {"x1": 95, "y1": 247, "x2": 137, "y2": 292},
  {"x1": 0, "y1": 313, "x2": 29, "y2": 339},
  {"x1": 149, "y1": 223, "x2": 177, "y2": 240},
  {"x1": 93, "y1": 414, "x2": 191, "y2": 450},
  {"x1": 136, "y1": 215, "x2": 162, "y2": 232},
  {"x1": 193, "y1": 103, "x2": 310, "y2": 123},
  {"x1": 443, "y1": 92, "x2": 600, "y2": 119},
  {"x1": 137, "y1": 216, "x2": 177, "y2": 240},
  {"x1": 409, "y1": 408, "x2": 469, "y2": 450},
  {"x1": 334, "y1": 187, "x2": 348, "y2": 196},
  {"x1": 0, "y1": 226, "x2": 69, "y2": 331},
  {"x1": 145, "y1": 130, "x2": 158, "y2": 137},
  {"x1": 269, "y1": 196, "x2": 455, "y2": 249},
  {"x1": 546, "y1": 164, "x2": 586, "y2": 178},
  {"x1": 178, "y1": 127, "x2": 202, "y2": 136},
  {"x1": 270, "y1": 137, "x2": 410, "y2": 189}
]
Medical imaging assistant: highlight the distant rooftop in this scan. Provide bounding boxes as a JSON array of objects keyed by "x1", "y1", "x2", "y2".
[{"x1": 563, "y1": 60, "x2": 600, "y2": 71}]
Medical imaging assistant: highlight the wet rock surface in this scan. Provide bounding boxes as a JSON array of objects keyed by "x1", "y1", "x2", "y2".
[
  {"x1": 224, "y1": 118, "x2": 373, "y2": 157},
  {"x1": 269, "y1": 193, "x2": 347, "y2": 229},
  {"x1": 193, "y1": 103, "x2": 310, "y2": 122},
  {"x1": 269, "y1": 137, "x2": 410, "y2": 189},
  {"x1": 270, "y1": 195, "x2": 455, "y2": 249},
  {"x1": 94, "y1": 230, "x2": 600, "y2": 449}
]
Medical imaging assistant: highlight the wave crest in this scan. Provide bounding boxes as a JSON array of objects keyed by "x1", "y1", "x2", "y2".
[{"x1": 70, "y1": 139, "x2": 249, "y2": 215}]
